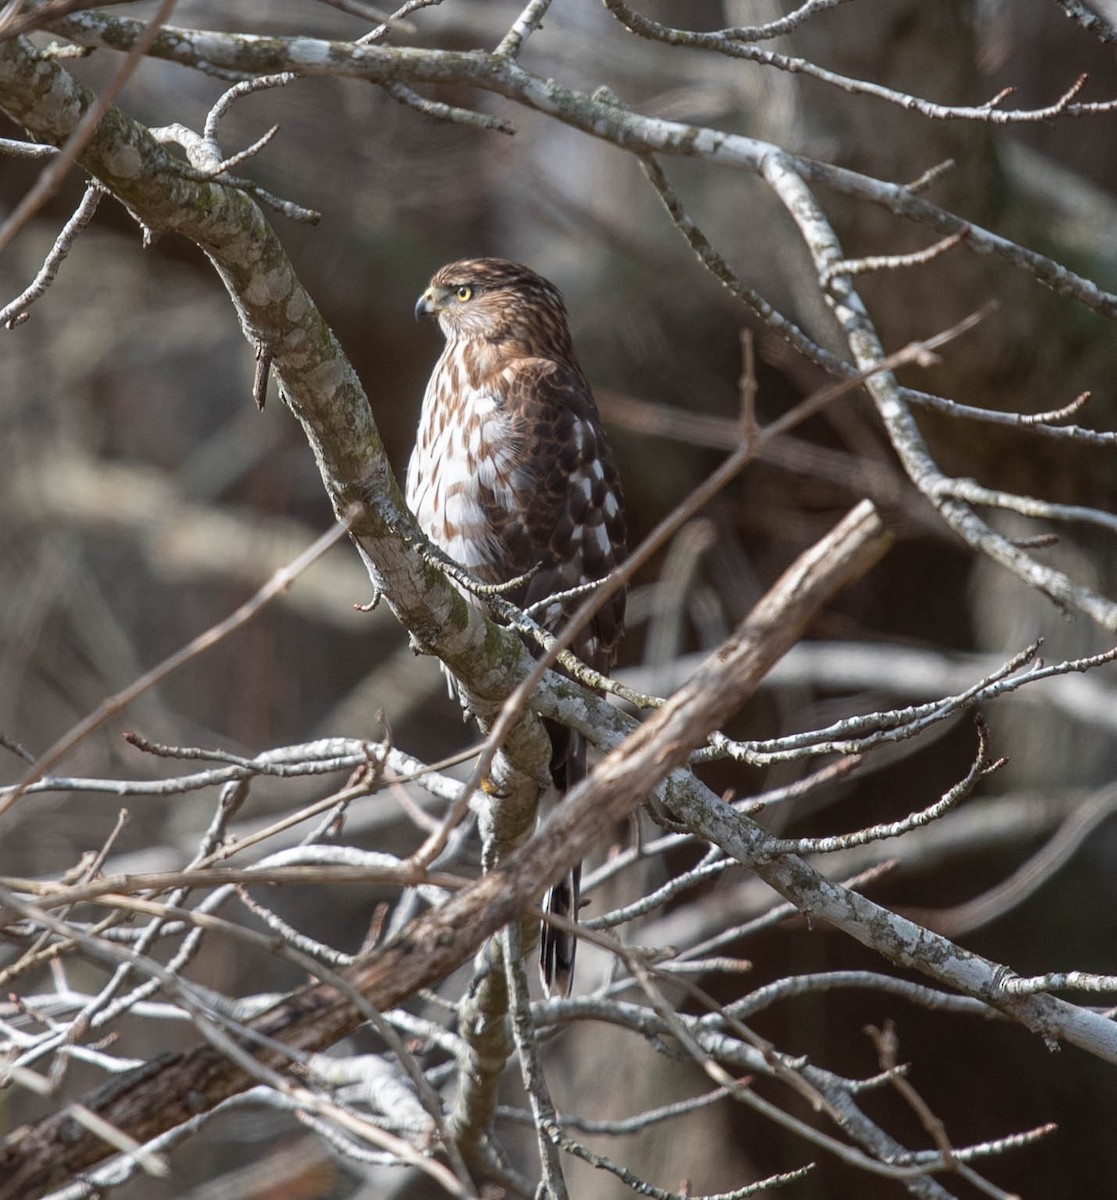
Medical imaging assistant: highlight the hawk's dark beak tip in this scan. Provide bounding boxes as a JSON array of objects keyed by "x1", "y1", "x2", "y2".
[{"x1": 415, "y1": 294, "x2": 433, "y2": 321}]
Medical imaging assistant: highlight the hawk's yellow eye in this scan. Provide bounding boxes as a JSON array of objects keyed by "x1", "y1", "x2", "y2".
[{"x1": 455, "y1": 285, "x2": 473, "y2": 302}]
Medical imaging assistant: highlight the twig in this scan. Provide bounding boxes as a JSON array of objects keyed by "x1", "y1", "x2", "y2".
[
  {"x1": 150, "y1": 121, "x2": 320, "y2": 223},
  {"x1": 762, "y1": 715, "x2": 1003, "y2": 855},
  {"x1": 499, "y1": 1085, "x2": 731, "y2": 1135},
  {"x1": 1054, "y1": 0, "x2": 1117, "y2": 43},
  {"x1": 0, "y1": 137, "x2": 59, "y2": 158},
  {"x1": 382, "y1": 81, "x2": 516, "y2": 133},
  {"x1": 603, "y1": 2, "x2": 1117, "y2": 121},
  {"x1": 640, "y1": 154, "x2": 848, "y2": 374},
  {"x1": 721, "y1": 0, "x2": 854, "y2": 42},
  {"x1": 819, "y1": 230, "x2": 968, "y2": 289},
  {"x1": 495, "y1": 0, "x2": 554, "y2": 58},
  {"x1": 902, "y1": 388, "x2": 1112, "y2": 443},
  {"x1": 0, "y1": 0, "x2": 178, "y2": 254},
  {"x1": 1, "y1": 180, "x2": 103, "y2": 328},
  {"x1": 502, "y1": 923, "x2": 568, "y2": 1200},
  {"x1": 358, "y1": 0, "x2": 444, "y2": 46}
]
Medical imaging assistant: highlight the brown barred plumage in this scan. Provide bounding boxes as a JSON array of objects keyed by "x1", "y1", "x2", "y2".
[{"x1": 408, "y1": 258, "x2": 627, "y2": 993}]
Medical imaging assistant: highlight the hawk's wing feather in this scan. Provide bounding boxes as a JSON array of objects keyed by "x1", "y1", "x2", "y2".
[
  {"x1": 466, "y1": 354, "x2": 625, "y2": 998},
  {"x1": 473, "y1": 355, "x2": 626, "y2": 673}
]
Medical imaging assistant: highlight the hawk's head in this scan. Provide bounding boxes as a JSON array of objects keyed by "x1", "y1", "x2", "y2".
[{"x1": 415, "y1": 257, "x2": 572, "y2": 354}]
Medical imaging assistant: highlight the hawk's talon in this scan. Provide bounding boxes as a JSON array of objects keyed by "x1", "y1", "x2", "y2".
[{"x1": 467, "y1": 563, "x2": 541, "y2": 597}]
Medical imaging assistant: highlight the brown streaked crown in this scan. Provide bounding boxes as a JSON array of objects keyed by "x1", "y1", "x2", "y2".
[{"x1": 417, "y1": 257, "x2": 574, "y2": 355}]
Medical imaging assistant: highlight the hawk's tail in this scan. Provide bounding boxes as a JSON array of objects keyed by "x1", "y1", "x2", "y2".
[
  {"x1": 540, "y1": 724, "x2": 585, "y2": 996},
  {"x1": 541, "y1": 864, "x2": 581, "y2": 997}
]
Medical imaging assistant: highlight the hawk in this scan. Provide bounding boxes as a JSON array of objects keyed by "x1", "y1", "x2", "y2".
[{"x1": 408, "y1": 257, "x2": 627, "y2": 993}]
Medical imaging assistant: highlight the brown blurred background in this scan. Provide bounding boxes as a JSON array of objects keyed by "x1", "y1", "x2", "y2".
[{"x1": 3, "y1": 1, "x2": 1117, "y2": 1196}]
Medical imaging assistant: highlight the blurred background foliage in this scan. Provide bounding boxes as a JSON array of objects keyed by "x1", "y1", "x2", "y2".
[{"x1": 3, "y1": 1, "x2": 1117, "y2": 1196}]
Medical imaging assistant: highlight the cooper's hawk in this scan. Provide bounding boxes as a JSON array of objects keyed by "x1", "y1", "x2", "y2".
[{"x1": 408, "y1": 257, "x2": 627, "y2": 993}]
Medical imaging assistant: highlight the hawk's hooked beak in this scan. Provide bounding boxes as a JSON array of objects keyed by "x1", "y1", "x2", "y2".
[{"x1": 414, "y1": 286, "x2": 443, "y2": 320}]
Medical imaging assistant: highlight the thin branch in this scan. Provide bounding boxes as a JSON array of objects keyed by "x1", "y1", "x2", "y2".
[
  {"x1": 312, "y1": 0, "x2": 409, "y2": 27},
  {"x1": 639, "y1": 154, "x2": 848, "y2": 375},
  {"x1": 819, "y1": 230, "x2": 968, "y2": 288},
  {"x1": 494, "y1": 0, "x2": 554, "y2": 59},
  {"x1": 1054, "y1": 0, "x2": 1117, "y2": 43},
  {"x1": 0, "y1": 510, "x2": 359, "y2": 817},
  {"x1": 0, "y1": 136, "x2": 58, "y2": 157},
  {"x1": 726, "y1": 972, "x2": 994, "y2": 1023},
  {"x1": 358, "y1": 0, "x2": 445, "y2": 46},
  {"x1": 150, "y1": 121, "x2": 320, "y2": 222},
  {"x1": 602, "y1": 1, "x2": 1117, "y2": 121},
  {"x1": 1, "y1": 180, "x2": 103, "y2": 328},
  {"x1": 931, "y1": 475, "x2": 1117, "y2": 537},
  {"x1": 382, "y1": 81, "x2": 516, "y2": 133},
  {"x1": 0, "y1": 0, "x2": 178, "y2": 253},
  {"x1": 502, "y1": 924, "x2": 568, "y2": 1200},
  {"x1": 719, "y1": 0, "x2": 854, "y2": 43},
  {"x1": 497, "y1": 1086, "x2": 732, "y2": 1136},
  {"x1": 902, "y1": 388, "x2": 1113, "y2": 444},
  {"x1": 1, "y1": 862, "x2": 461, "y2": 910},
  {"x1": 762, "y1": 152, "x2": 1117, "y2": 629},
  {"x1": 763, "y1": 715, "x2": 1003, "y2": 855}
]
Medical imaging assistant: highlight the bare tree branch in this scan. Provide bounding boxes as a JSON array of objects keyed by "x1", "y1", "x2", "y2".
[{"x1": 0, "y1": 500, "x2": 888, "y2": 1195}]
